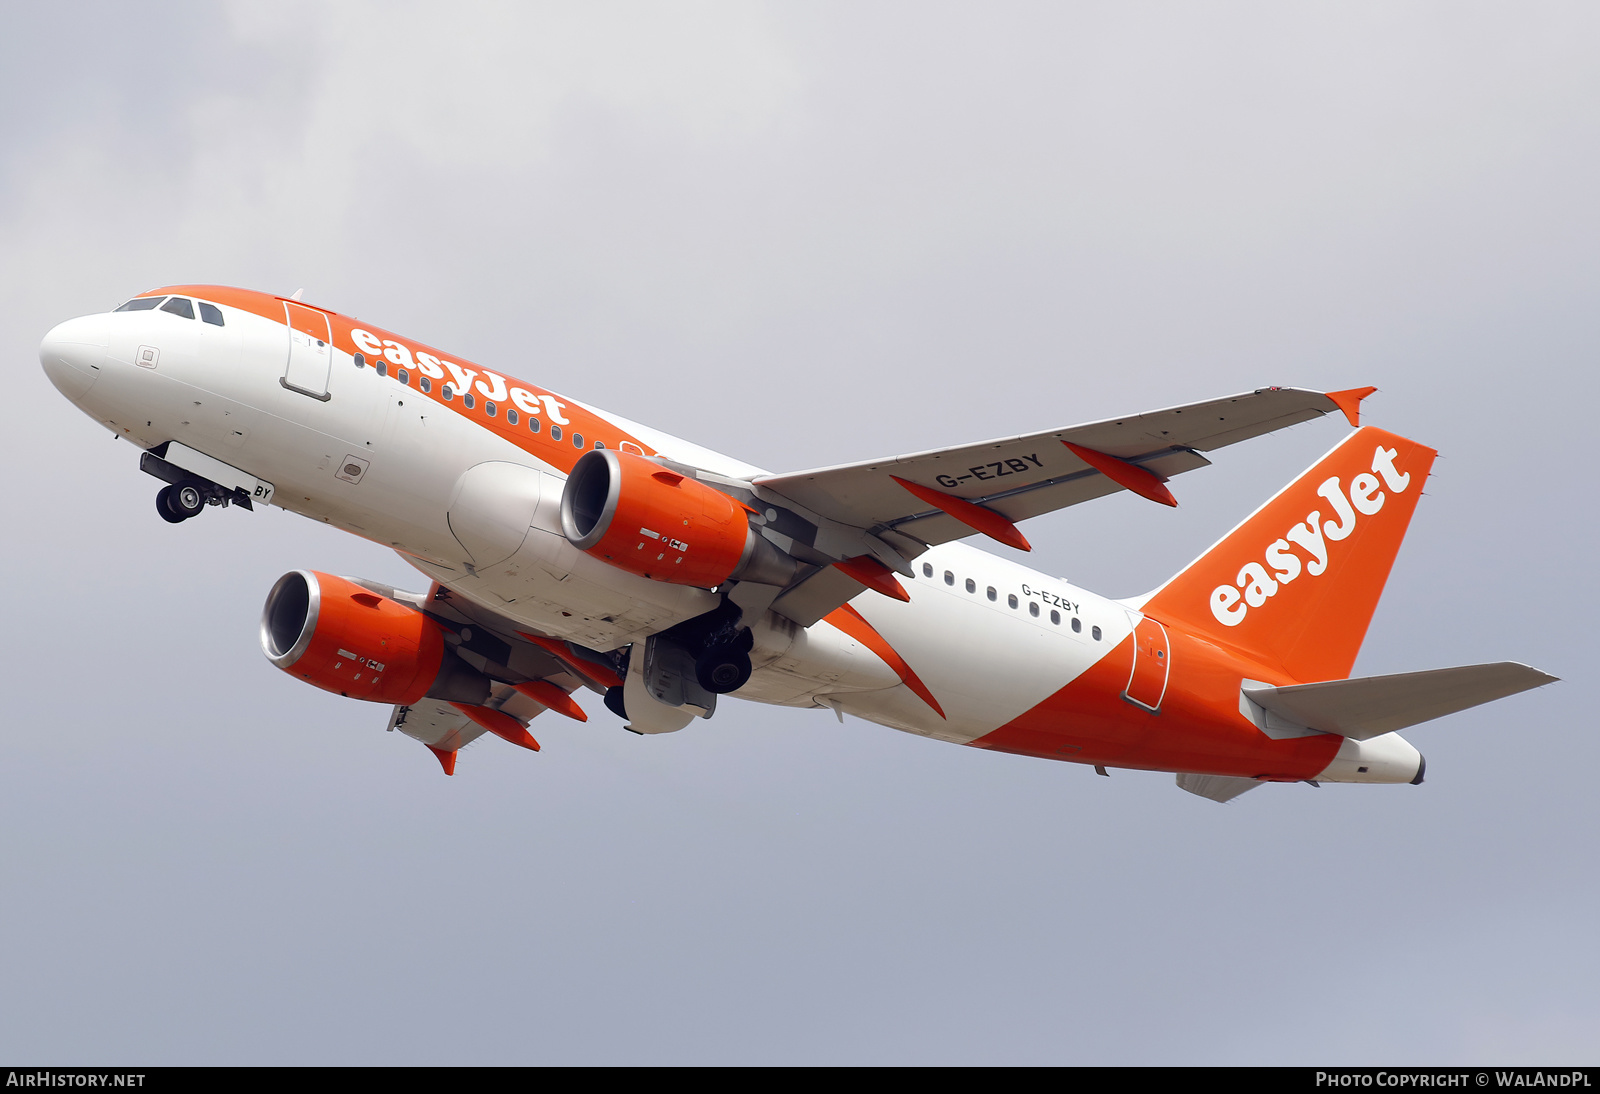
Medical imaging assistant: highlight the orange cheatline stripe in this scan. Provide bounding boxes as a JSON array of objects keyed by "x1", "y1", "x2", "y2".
[
  {"x1": 890, "y1": 475, "x2": 1031, "y2": 552},
  {"x1": 512, "y1": 679, "x2": 589, "y2": 722},
  {"x1": 450, "y1": 703, "x2": 541, "y2": 752},
  {"x1": 1325, "y1": 386, "x2": 1378, "y2": 428},
  {"x1": 832, "y1": 555, "x2": 910, "y2": 602},
  {"x1": 823, "y1": 604, "x2": 945, "y2": 719},
  {"x1": 518, "y1": 633, "x2": 626, "y2": 689},
  {"x1": 1062, "y1": 442, "x2": 1177, "y2": 508},
  {"x1": 426, "y1": 745, "x2": 457, "y2": 776}
]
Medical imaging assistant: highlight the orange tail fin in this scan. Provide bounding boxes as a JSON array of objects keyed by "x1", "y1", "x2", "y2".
[{"x1": 1140, "y1": 427, "x2": 1437, "y2": 683}]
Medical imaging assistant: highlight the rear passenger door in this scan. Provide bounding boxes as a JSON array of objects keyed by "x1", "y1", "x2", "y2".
[{"x1": 1122, "y1": 614, "x2": 1170, "y2": 712}]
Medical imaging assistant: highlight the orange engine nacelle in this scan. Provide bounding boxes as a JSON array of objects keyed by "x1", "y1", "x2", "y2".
[
  {"x1": 260, "y1": 570, "x2": 446, "y2": 704},
  {"x1": 561, "y1": 449, "x2": 791, "y2": 589}
]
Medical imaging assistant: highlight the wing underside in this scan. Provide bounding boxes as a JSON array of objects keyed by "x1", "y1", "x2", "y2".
[
  {"x1": 753, "y1": 387, "x2": 1348, "y2": 551},
  {"x1": 746, "y1": 387, "x2": 1360, "y2": 625},
  {"x1": 348, "y1": 578, "x2": 613, "y2": 774}
]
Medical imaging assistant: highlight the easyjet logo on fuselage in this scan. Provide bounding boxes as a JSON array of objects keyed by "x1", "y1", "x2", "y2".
[
  {"x1": 350, "y1": 329, "x2": 571, "y2": 426},
  {"x1": 1209, "y1": 445, "x2": 1411, "y2": 627}
]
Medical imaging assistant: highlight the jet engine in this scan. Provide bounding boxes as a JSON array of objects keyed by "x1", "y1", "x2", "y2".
[
  {"x1": 261, "y1": 570, "x2": 453, "y2": 705},
  {"x1": 560, "y1": 449, "x2": 795, "y2": 589}
]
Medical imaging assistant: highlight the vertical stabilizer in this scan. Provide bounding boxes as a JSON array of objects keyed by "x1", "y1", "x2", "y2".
[{"x1": 1141, "y1": 427, "x2": 1436, "y2": 683}]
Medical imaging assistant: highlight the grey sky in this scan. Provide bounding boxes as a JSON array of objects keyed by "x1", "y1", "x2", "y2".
[{"x1": 2, "y1": 2, "x2": 1595, "y2": 1063}]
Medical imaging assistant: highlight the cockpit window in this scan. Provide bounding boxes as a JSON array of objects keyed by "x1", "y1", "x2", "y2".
[
  {"x1": 198, "y1": 302, "x2": 224, "y2": 326},
  {"x1": 115, "y1": 297, "x2": 165, "y2": 312},
  {"x1": 160, "y1": 297, "x2": 195, "y2": 319}
]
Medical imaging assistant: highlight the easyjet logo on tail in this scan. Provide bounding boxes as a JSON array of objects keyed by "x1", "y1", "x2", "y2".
[{"x1": 1209, "y1": 445, "x2": 1411, "y2": 627}]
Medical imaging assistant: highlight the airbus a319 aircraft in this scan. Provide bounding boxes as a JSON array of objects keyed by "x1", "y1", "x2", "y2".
[{"x1": 40, "y1": 286, "x2": 1555, "y2": 802}]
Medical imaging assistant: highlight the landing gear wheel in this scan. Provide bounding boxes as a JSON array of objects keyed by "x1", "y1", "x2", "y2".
[
  {"x1": 157, "y1": 483, "x2": 206, "y2": 523},
  {"x1": 603, "y1": 686, "x2": 629, "y2": 720},
  {"x1": 172, "y1": 483, "x2": 205, "y2": 518},
  {"x1": 695, "y1": 644, "x2": 752, "y2": 694},
  {"x1": 155, "y1": 486, "x2": 186, "y2": 523}
]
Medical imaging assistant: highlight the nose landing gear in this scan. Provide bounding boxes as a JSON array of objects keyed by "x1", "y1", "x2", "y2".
[{"x1": 156, "y1": 482, "x2": 206, "y2": 523}]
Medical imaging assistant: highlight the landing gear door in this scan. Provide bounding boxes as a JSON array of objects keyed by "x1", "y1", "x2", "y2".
[{"x1": 282, "y1": 301, "x2": 332, "y2": 400}]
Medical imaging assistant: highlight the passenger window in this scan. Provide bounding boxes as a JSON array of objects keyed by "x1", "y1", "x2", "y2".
[
  {"x1": 485, "y1": 401, "x2": 497, "y2": 417},
  {"x1": 397, "y1": 369, "x2": 409, "y2": 384},
  {"x1": 463, "y1": 393, "x2": 475, "y2": 409},
  {"x1": 1008, "y1": 594, "x2": 1018, "y2": 609},
  {"x1": 198, "y1": 302, "x2": 224, "y2": 326},
  {"x1": 354, "y1": 353, "x2": 366, "y2": 368},
  {"x1": 944, "y1": 570, "x2": 954, "y2": 586},
  {"x1": 1029, "y1": 602, "x2": 1039, "y2": 617},
  {"x1": 1050, "y1": 610, "x2": 1060, "y2": 625},
  {"x1": 965, "y1": 578, "x2": 976, "y2": 593},
  {"x1": 160, "y1": 297, "x2": 195, "y2": 319},
  {"x1": 420, "y1": 377, "x2": 431, "y2": 393},
  {"x1": 114, "y1": 297, "x2": 165, "y2": 312},
  {"x1": 529, "y1": 417, "x2": 541, "y2": 433},
  {"x1": 507, "y1": 408, "x2": 518, "y2": 425},
  {"x1": 922, "y1": 563, "x2": 933, "y2": 578},
  {"x1": 1092, "y1": 626, "x2": 1102, "y2": 641},
  {"x1": 1072, "y1": 617, "x2": 1082, "y2": 633},
  {"x1": 442, "y1": 384, "x2": 454, "y2": 400},
  {"x1": 376, "y1": 362, "x2": 387, "y2": 377},
  {"x1": 595, "y1": 441, "x2": 606, "y2": 450},
  {"x1": 572, "y1": 432, "x2": 584, "y2": 447},
  {"x1": 551, "y1": 425, "x2": 563, "y2": 441},
  {"x1": 987, "y1": 586, "x2": 996, "y2": 601}
]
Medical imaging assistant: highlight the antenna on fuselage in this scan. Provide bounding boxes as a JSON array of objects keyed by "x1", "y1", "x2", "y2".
[{"x1": 290, "y1": 288, "x2": 304, "y2": 301}]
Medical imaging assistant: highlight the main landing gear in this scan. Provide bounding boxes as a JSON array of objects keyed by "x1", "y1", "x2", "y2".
[
  {"x1": 695, "y1": 628, "x2": 754, "y2": 694},
  {"x1": 156, "y1": 482, "x2": 206, "y2": 523}
]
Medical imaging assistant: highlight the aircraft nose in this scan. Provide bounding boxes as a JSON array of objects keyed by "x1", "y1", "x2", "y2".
[{"x1": 40, "y1": 315, "x2": 109, "y2": 401}]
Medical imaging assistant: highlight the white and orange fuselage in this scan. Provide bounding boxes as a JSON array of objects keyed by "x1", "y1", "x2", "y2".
[{"x1": 41, "y1": 286, "x2": 1548, "y2": 794}]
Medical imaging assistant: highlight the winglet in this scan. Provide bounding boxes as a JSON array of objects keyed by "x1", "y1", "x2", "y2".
[
  {"x1": 1062, "y1": 442, "x2": 1178, "y2": 507},
  {"x1": 513, "y1": 679, "x2": 589, "y2": 722},
  {"x1": 427, "y1": 745, "x2": 457, "y2": 776},
  {"x1": 1325, "y1": 386, "x2": 1378, "y2": 428},
  {"x1": 451, "y1": 702, "x2": 542, "y2": 752},
  {"x1": 833, "y1": 555, "x2": 911, "y2": 602},
  {"x1": 890, "y1": 476, "x2": 1032, "y2": 552}
]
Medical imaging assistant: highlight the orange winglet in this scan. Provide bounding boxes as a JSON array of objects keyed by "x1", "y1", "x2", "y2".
[
  {"x1": 451, "y1": 702, "x2": 541, "y2": 752},
  {"x1": 890, "y1": 476, "x2": 1032, "y2": 552},
  {"x1": 518, "y1": 632, "x2": 626, "y2": 689},
  {"x1": 427, "y1": 745, "x2": 457, "y2": 776},
  {"x1": 1325, "y1": 386, "x2": 1378, "y2": 428},
  {"x1": 512, "y1": 679, "x2": 589, "y2": 722},
  {"x1": 833, "y1": 555, "x2": 910, "y2": 602},
  {"x1": 1062, "y1": 442, "x2": 1177, "y2": 507},
  {"x1": 823, "y1": 604, "x2": 945, "y2": 719}
]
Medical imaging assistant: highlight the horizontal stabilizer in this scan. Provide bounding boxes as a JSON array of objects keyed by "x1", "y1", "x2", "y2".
[
  {"x1": 1176, "y1": 773, "x2": 1263, "y2": 803},
  {"x1": 1242, "y1": 663, "x2": 1557, "y2": 741}
]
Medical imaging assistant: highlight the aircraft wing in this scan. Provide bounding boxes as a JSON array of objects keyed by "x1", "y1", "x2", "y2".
[
  {"x1": 361, "y1": 579, "x2": 610, "y2": 774},
  {"x1": 752, "y1": 387, "x2": 1364, "y2": 555},
  {"x1": 389, "y1": 698, "x2": 491, "y2": 753}
]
